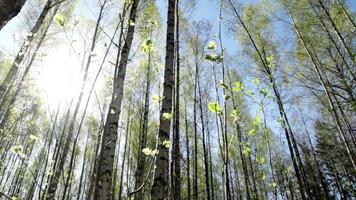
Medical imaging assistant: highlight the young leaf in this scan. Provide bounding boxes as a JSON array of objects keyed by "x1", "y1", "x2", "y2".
[
  {"x1": 163, "y1": 140, "x2": 171, "y2": 148},
  {"x1": 129, "y1": 20, "x2": 135, "y2": 26},
  {"x1": 29, "y1": 135, "x2": 38, "y2": 141},
  {"x1": 253, "y1": 116, "x2": 262, "y2": 126},
  {"x1": 252, "y1": 77, "x2": 260, "y2": 85},
  {"x1": 142, "y1": 148, "x2": 152, "y2": 156},
  {"x1": 256, "y1": 156, "x2": 266, "y2": 164},
  {"x1": 266, "y1": 55, "x2": 275, "y2": 68},
  {"x1": 208, "y1": 102, "x2": 222, "y2": 114},
  {"x1": 152, "y1": 95, "x2": 164, "y2": 102},
  {"x1": 218, "y1": 80, "x2": 228, "y2": 89},
  {"x1": 243, "y1": 146, "x2": 251, "y2": 156},
  {"x1": 248, "y1": 129, "x2": 257, "y2": 136},
  {"x1": 231, "y1": 109, "x2": 240, "y2": 120},
  {"x1": 162, "y1": 112, "x2": 172, "y2": 120},
  {"x1": 208, "y1": 41, "x2": 217, "y2": 50},
  {"x1": 54, "y1": 15, "x2": 65, "y2": 27},
  {"x1": 260, "y1": 87, "x2": 269, "y2": 97},
  {"x1": 232, "y1": 81, "x2": 244, "y2": 93},
  {"x1": 141, "y1": 40, "x2": 155, "y2": 53},
  {"x1": 11, "y1": 145, "x2": 23, "y2": 154}
]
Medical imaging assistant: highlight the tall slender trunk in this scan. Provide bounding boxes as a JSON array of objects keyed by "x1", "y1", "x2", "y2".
[
  {"x1": 151, "y1": 0, "x2": 175, "y2": 199},
  {"x1": 197, "y1": 64, "x2": 210, "y2": 200},
  {"x1": 76, "y1": 129, "x2": 90, "y2": 200},
  {"x1": 299, "y1": 112, "x2": 329, "y2": 199},
  {"x1": 226, "y1": 62, "x2": 251, "y2": 200},
  {"x1": 184, "y1": 100, "x2": 191, "y2": 200},
  {"x1": 193, "y1": 62, "x2": 198, "y2": 200},
  {"x1": 94, "y1": 0, "x2": 140, "y2": 199},
  {"x1": 118, "y1": 106, "x2": 132, "y2": 200},
  {"x1": 134, "y1": 47, "x2": 151, "y2": 200},
  {"x1": 172, "y1": 0, "x2": 181, "y2": 198},
  {"x1": 218, "y1": 3, "x2": 231, "y2": 199}
]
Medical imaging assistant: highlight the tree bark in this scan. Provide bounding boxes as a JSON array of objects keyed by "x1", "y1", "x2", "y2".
[
  {"x1": 94, "y1": 0, "x2": 140, "y2": 199},
  {"x1": 151, "y1": 0, "x2": 175, "y2": 199},
  {"x1": 172, "y1": 0, "x2": 181, "y2": 198},
  {"x1": 0, "y1": 0, "x2": 26, "y2": 30}
]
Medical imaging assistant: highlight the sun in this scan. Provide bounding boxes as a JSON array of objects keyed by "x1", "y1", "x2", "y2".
[{"x1": 35, "y1": 45, "x2": 83, "y2": 109}]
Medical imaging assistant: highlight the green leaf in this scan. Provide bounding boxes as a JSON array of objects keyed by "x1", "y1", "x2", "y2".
[
  {"x1": 129, "y1": 20, "x2": 135, "y2": 26},
  {"x1": 253, "y1": 116, "x2": 262, "y2": 126},
  {"x1": 231, "y1": 109, "x2": 240, "y2": 120},
  {"x1": 142, "y1": 148, "x2": 159, "y2": 156},
  {"x1": 54, "y1": 15, "x2": 65, "y2": 27},
  {"x1": 245, "y1": 90, "x2": 254, "y2": 96},
  {"x1": 266, "y1": 55, "x2": 274, "y2": 68},
  {"x1": 260, "y1": 87, "x2": 269, "y2": 97},
  {"x1": 243, "y1": 146, "x2": 251, "y2": 156},
  {"x1": 205, "y1": 54, "x2": 217, "y2": 62},
  {"x1": 232, "y1": 81, "x2": 244, "y2": 93},
  {"x1": 208, "y1": 102, "x2": 222, "y2": 114},
  {"x1": 205, "y1": 54, "x2": 223, "y2": 63},
  {"x1": 271, "y1": 182, "x2": 277, "y2": 188},
  {"x1": 248, "y1": 129, "x2": 257, "y2": 136},
  {"x1": 216, "y1": 55, "x2": 224, "y2": 63},
  {"x1": 252, "y1": 77, "x2": 260, "y2": 85},
  {"x1": 29, "y1": 135, "x2": 38, "y2": 141},
  {"x1": 152, "y1": 95, "x2": 164, "y2": 102},
  {"x1": 256, "y1": 156, "x2": 265, "y2": 164},
  {"x1": 11, "y1": 145, "x2": 23, "y2": 154},
  {"x1": 208, "y1": 41, "x2": 217, "y2": 49},
  {"x1": 218, "y1": 80, "x2": 228, "y2": 89},
  {"x1": 163, "y1": 140, "x2": 171, "y2": 148},
  {"x1": 162, "y1": 112, "x2": 172, "y2": 120},
  {"x1": 141, "y1": 40, "x2": 155, "y2": 53}
]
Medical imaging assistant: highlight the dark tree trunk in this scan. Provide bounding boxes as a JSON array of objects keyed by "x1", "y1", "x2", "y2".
[
  {"x1": 151, "y1": 0, "x2": 175, "y2": 199},
  {"x1": 172, "y1": 0, "x2": 181, "y2": 199},
  {"x1": 94, "y1": 0, "x2": 140, "y2": 199},
  {"x1": 0, "y1": 0, "x2": 26, "y2": 30}
]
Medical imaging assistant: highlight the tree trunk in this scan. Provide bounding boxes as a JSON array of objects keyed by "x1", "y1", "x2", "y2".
[
  {"x1": 150, "y1": 0, "x2": 175, "y2": 199},
  {"x1": 94, "y1": 0, "x2": 140, "y2": 199},
  {"x1": 184, "y1": 100, "x2": 191, "y2": 200},
  {"x1": 134, "y1": 39, "x2": 152, "y2": 200},
  {"x1": 0, "y1": 0, "x2": 26, "y2": 30},
  {"x1": 197, "y1": 60, "x2": 210, "y2": 200},
  {"x1": 172, "y1": 0, "x2": 181, "y2": 198}
]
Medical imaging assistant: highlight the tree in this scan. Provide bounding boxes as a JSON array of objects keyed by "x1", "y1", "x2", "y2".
[
  {"x1": 151, "y1": 0, "x2": 175, "y2": 199},
  {"x1": 94, "y1": 0, "x2": 140, "y2": 199}
]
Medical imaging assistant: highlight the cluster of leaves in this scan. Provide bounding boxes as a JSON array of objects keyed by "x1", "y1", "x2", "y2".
[
  {"x1": 205, "y1": 54, "x2": 224, "y2": 63},
  {"x1": 208, "y1": 102, "x2": 222, "y2": 115}
]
